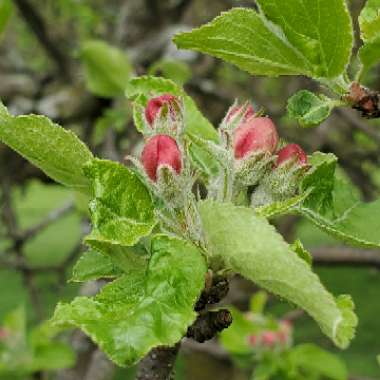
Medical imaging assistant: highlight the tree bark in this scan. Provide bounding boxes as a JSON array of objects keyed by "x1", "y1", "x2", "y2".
[{"x1": 135, "y1": 344, "x2": 181, "y2": 380}]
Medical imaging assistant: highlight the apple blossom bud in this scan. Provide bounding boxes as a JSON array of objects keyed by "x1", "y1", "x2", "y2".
[
  {"x1": 141, "y1": 135, "x2": 182, "y2": 181},
  {"x1": 226, "y1": 104, "x2": 255, "y2": 123},
  {"x1": 248, "y1": 334, "x2": 258, "y2": 346},
  {"x1": 145, "y1": 94, "x2": 179, "y2": 126},
  {"x1": 233, "y1": 117, "x2": 279, "y2": 159},
  {"x1": 276, "y1": 144, "x2": 308, "y2": 167},
  {"x1": 261, "y1": 331, "x2": 277, "y2": 347}
]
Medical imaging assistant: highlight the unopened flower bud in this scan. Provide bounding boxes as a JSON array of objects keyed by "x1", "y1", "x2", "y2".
[
  {"x1": 248, "y1": 334, "x2": 258, "y2": 346},
  {"x1": 145, "y1": 94, "x2": 179, "y2": 126},
  {"x1": 233, "y1": 117, "x2": 279, "y2": 160},
  {"x1": 276, "y1": 144, "x2": 308, "y2": 167},
  {"x1": 261, "y1": 331, "x2": 277, "y2": 347},
  {"x1": 226, "y1": 104, "x2": 255, "y2": 123},
  {"x1": 141, "y1": 135, "x2": 182, "y2": 181}
]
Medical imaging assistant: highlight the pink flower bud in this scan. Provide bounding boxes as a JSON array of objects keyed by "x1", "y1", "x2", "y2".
[
  {"x1": 141, "y1": 135, "x2": 182, "y2": 181},
  {"x1": 145, "y1": 94, "x2": 179, "y2": 126},
  {"x1": 248, "y1": 334, "x2": 258, "y2": 346},
  {"x1": 261, "y1": 331, "x2": 277, "y2": 347},
  {"x1": 0, "y1": 328, "x2": 9, "y2": 340},
  {"x1": 233, "y1": 117, "x2": 279, "y2": 159},
  {"x1": 276, "y1": 144, "x2": 308, "y2": 167},
  {"x1": 226, "y1": 104, "x2": 255, "y2": 123}
]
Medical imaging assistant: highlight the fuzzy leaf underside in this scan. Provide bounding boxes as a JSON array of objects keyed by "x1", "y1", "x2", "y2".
[
  {"x1": 0, "y1": 102, "x2": 93, "y2": 192},
  {"x1": 51, "y1": 235, "x2": 207, "y2": 366},
  {"x1": 198, "y1": 200, "x2": 357, "y2": 349},
  {"x1": 174, "y1": 2, "x2": 353, "y2": 79}
]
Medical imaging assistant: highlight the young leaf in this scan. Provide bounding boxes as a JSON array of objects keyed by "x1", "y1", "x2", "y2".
[
  {"x1": 83, "y1": 159, "x2": 156, "y2": 251},
  {"x1": 70, "y1": 250, "x2": 123, "y2": 282},
  {"x1": 0, "y1": 102, "x2": 93, "y2": 191},
  {"x1": 287, "y1": 90, "x2": 336, "y2": 127},
  {"x1": 289, "y1": 343, "x2": 348, "y2": 380},
  {"x1": 299, "y1": 154, "x2": 380, "y2": 248},
  {"x1": 291, "y1": 239, "x2": 312, "y2": 267},
  {"x1": 51, "y1": 235, "x2": 207, "y2": 366},
  {"x1": 80, "y1": 40, "x2": 132, "y2": 97},
  {"x1": 174, "y1": 2, "x2": 353, "y2": 80},
  {"x1": 199, "y1": 200, "x2": 357, "y2": 349}
]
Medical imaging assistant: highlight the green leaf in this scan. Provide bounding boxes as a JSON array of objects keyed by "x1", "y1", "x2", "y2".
[
  {"x1": 359, "y1": 0, "x2": 380, "y2": 41},
  {"x1": 301, "y1": 152, "x2": 337, "y2": 214},
  {"x1": 299, "y1": 156, "x2": 380, "y2": 248},
  {"x1": 126, "y1": 76, "x2": 219, "y2": 175},
  {"x1": 80, "y1": 40, "x2": 132, "y2": 97},
  {"x1": 174, "y1": 2, "x2": 353, "y2": 79},
  {"x1": 255, "y1": 190, "x2": 311, "y2": 218},
  {"x1": 377, "y1": 354, "x2": 380, "y2": 366},
  {"x1": 0, "y1": 102, "x2": 93, "y2": 191},
  {"x1": 0, "y1": 0, "x2": 12, "y2": 37},
  {"x1": 70, "y1": 250, "x2": 123, "y2": 282},
  {"x1": 51, "y1": 235, "x2": 207, "y2": 366},
  {"x1": 256, "y1": 0, "x2": 353, "y2": 78},
  {"x1": 289, "y1": 343, "x2": 347, "y2": 380},
  {"x1": 83, "y1": 159, "x2": 156, "y2": 251},
  {"x1": 287, "y1": 90, "x2": 336, "y2": 127},
  {"x1": 199, "y1": 200, "x2": 357, "y2": 349}
]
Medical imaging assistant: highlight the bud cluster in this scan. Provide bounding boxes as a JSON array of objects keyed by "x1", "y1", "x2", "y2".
[
  {"x1": 247, "y1": 320, "x2": 293, "y2": 351},
  {"x1": 128, "y1": 95, "x2": 310, "y2": 244},
  {"x1": 127, "y1": 94, "x2": 203, "y2": 241},
  {"x1": 210, "y1": 101, "x2": 310, "y2": 206}
]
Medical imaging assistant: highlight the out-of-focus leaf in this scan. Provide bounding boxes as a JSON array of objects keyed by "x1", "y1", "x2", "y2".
[
  {"x1": 80, "y1": 40, "x2": 132, "y2": 97},
  {"x1": 148, "y1": 60, "x2": 192, "y2": 85},
  {"x1": 51, "y1": 235, "x2": 207, "y2": 366},
  {"x1": 359, "y1": 0, "x2": 380, "y2": 73},
  {"x1": 199, "y1": 200, "x2": 357, "y2": 349},
  {"x1": 289, "y1": 343, "x2": 348, "y2": 380},
  {"x1": 0, "y1": 0, "x2": 12, "y2": 37},
  {"x1": 0, "y1": 102, "x2": 93, "y2": 192}
]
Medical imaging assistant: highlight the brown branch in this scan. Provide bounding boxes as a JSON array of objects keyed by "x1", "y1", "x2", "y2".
[
  {"x1": 135, "y1": 344, "x2": 180, "y2": 380},
  {"x1": 13, "y1": 0, "x2": 72, "y2": 79},
  {"x1": 312, "y1": 247, "x2": 380, "y2": 269}
]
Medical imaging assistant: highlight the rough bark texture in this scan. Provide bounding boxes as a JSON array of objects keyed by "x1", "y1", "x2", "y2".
[{"x1": 135, "y1": 344, "x2": 181, "y2": 380}]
